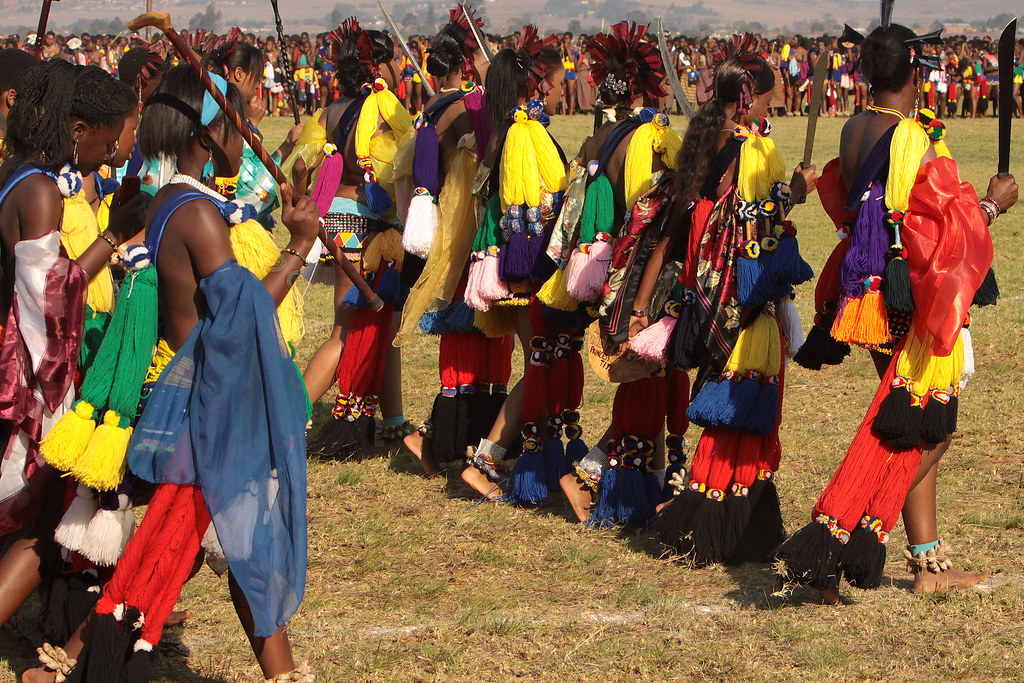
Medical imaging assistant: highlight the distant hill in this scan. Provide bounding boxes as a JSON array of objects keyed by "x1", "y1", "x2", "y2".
[{"x1": 0, "y1": 0, "x2": 1016, "y2": 37}]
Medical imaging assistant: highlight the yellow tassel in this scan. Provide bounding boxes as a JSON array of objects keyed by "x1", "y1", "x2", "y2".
[
  {"x1": 62, "y1": 194, "x2": 115, "y2": 314},
  {"x1": 736, "y1": 134, "x2": 788, "y2": 202},
  {"x1": 73, "y1": 411, "x2": 131, "y2": 492},
  {"x1": 500, "y1": 114, "x2": 566, "y2": 208},
  {"x1": 724, "y1": 311, "x2": 780, "y2": 374},
  {"x1": 537, "y1": 268, "x2": 578, "y2": 312},
  {"x1": 229, "y1": 219, "x2": 306, "y2": 346},
  {"x1": 474, "y1": 308, "x2": 518, "y2": 338},
  {"x1": 362, "y1": 228, "x2": 404, "y2": 272},
  {"x1": 895, "y1": 322, "x2": 965, "y2": 396},
  {"x1": 40, "y1": 401, "x2": 98, "y2": 471},
  {"x1": 831, "y1": 292, "x2": 890, "y2": 347},
  {"x1": 355, "y1": 86, "x2": 413, "y2": 182}
]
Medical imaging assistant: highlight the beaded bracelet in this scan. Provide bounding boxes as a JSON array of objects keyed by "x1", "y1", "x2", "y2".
[
  {"x1": 280, "y1": 247, "x2": 309, "y2": 266},
  {"x1": 98, "y1": 232, "x2": 119, "y2": 251},
  {"x1": 979, "y1": 198, "x2": 999, "y2": 224}
]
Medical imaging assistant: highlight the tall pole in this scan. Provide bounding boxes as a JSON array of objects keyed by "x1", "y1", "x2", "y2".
[{"x1": 145, "y1": 0, "x2": 153, "y2": 40}]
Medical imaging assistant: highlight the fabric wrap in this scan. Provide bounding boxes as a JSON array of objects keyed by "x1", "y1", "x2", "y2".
[
  {"x1": 127, "y1": 260, "x2": 307, "y2": 638},
  {"x1": 902, "y1": 157, "x2": 992, "y2": 356}
]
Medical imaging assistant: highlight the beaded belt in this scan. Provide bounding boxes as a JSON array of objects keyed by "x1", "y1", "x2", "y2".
[{"x1": 322, "y1": 212, "x2": 394, "y2": 254}]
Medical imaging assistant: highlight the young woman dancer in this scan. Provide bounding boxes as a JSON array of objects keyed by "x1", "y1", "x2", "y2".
[
  {"x1": 0, "y1": 61, "x2": 143, "y2": 657},
  {"x1": 395, "y1": 7, "x2": 510, "y2": 478},
  {"x1": 459, "y1": 25, "x2": 568, "y2": 501},
  {"x1": 778, "y1": 23, "x2": 1018, "y2": 603},
  {"x1": 24, "y1": 64, "x2": 318, "y2": 682},
  {"x1": 286, "y1": 19, "x2": 413, "y2": 454},
  {"x1": 649, "y1": 36, "x2": 818, "y2": 565}
]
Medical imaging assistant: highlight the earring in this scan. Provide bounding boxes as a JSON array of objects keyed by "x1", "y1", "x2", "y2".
[{"x1": 72, "y1": 140, "x2": 79, "y2": 167}]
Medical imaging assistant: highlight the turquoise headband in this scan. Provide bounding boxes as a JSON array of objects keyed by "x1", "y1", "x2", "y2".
[{"x1": 201, "y1": 73, "x2": 228, "y2": 126}]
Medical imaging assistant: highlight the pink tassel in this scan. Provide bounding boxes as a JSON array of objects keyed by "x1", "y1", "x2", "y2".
[
  {"x1": 567, "y1": 234, "x2": 612, "y2": 302},
  {"x1": 311, "y1": 152, "x2": 345, "y2": 218},
  {"x1": 564, "y1": 246, "x2": 590, "y2": 299},
  {"x1": 629, "y1": 314, "x2": 677, "y2": 362},
  {"x1": 464, "y1": 252, "x2": 488, "y2": 311},
  {"x1": 479, "y1": 246, "x2": 511, "y2": 303}
]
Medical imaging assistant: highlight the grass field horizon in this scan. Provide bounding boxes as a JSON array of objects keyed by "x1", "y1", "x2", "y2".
[{"x1": 4, "y1": 112, "x2": 1024, "y2": 682}]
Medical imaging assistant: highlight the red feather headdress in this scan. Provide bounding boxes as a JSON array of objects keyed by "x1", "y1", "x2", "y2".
[
  {"x1": 448, "y1": 3, "x2": 484, "y2": 76},
  {"x1": 516, "y1": 25, "x2": 559, "y2": 95},
  {"x1": 182, "y1": 26, "x2": 241, "y2": 61},
  {"x1": 586, "y1": 21, "x2": 668, "y2": 102},
  {"x1": 135, "y1": 40, "x2": 167, "y2": 91},
  {"x1": 712, "y1": 33, "x2": 761, "y2": 114},
  {"x1": 327, "y1": 17, "x2": 378, "y2": 77}
]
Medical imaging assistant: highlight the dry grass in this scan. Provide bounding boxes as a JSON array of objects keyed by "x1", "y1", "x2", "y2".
[{"x1": 5, "y1": 113, "x2": 1024, "y2": 682}]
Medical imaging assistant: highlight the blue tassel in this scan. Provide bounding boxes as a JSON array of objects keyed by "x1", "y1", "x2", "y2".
[
  {"x1": 529, "y1": 248, "x2": 556, "y2": 284},
  {"x1": 375, "y1": 267, "x2": 403, "y2": 306},
  {"x1": 662, "y1": 459, "x2": 686, "y2": 501},
  {"x1": 418, "y1": 310, "x2": 448, "y2": 335},
  {"x1": 721, "y1": 376, "x2": 760, "y2": 427},
  {"x1": 542, "y1": 436, "x2": 566, "y2": 491},
  {"x1": 687, "y1": 380, "x2": 727, "y2": 428},
  {"x1": 499, "y1": 231, "x2": 534, "y2": 282},
  {"x1": 364, "y1": 181, "x2": 393, "y2": 215},
  {"x1": 588, "y1": 467, "x2": 660, "y2": 528},
  {"x1": 565, "y1": 435, "x2": 589, "y2": 475},
  {"x1": 743, "y1": 382, "x2": 780, "y2": 435},
  {"x1": 771, "y1": 234, "x2": 814, "y2": 289},
  {"x1": 343, "y1": 280, "x2": 368, "y2": 308},
  {"x1": 736, "y1": 252, "x2": 771, "y2": 306},
  {"x1": 508, "y1": 448, "x2": 549, "y2": 505},
  {"x1": 444, "y1": 300, "x2": 476, "y2": 333}
]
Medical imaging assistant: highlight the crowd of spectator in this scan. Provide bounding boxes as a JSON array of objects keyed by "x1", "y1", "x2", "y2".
[{"x1": 3, "y1": 25, "x2": 1019, "y2": 119}]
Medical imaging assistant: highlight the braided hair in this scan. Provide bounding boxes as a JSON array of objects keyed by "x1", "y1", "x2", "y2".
[
  {"x1": 0, "y1": 61, "x2": 134, "y2": 186},
  {"x1": 484, "y1": 45, "x2": 561, "y2": 125},
  {"x1": 203, "y1": 41, "x2": 265, "y2": 87},
  {"x1": 861, "y1": 24, "x2": 918, "y2": 94},
  {"x1": 675, "y1": 56, "x2": 774, "y2": 202}
]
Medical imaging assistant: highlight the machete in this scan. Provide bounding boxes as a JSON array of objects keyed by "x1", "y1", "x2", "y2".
[
  {"x1": 657, "y1": 17, "x2": 695, "y2": 120},
  {"x1": 802, "y1": 50, "x2": 829, "y2": 167},
  {"x1": 998, "y1": 18, "x2": 1017, "y2": 176},
  {"x1": 463, "y1": 4, "x2": 493, "y2": 63},
  {"x1": 378, "y1": 1, "x2": 435, "y2": 97}
]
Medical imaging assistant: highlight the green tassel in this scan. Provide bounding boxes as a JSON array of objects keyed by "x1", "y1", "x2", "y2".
[
  {"x1": 972, "y1": 267, "x2": 1000, "y2": 307},
  {"x1": 472, "y1": 194, "x2": 503, "y2": 251},
  {"x1": 79, "y1": 306, "x2": 111, "y2": 372},
  {"x1": 104, "y1": 266, "x2": 159, "y2": 419},
  {"x1": 578, "y1": 174, "x2": 614, "y2": 244},
  {"x1": 882, "y1": 253, "x2": 914, "y2": 313}
]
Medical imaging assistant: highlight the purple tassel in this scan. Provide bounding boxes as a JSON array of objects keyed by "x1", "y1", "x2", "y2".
[
  {"x1": 840, "y1": 182, "x2": 888, "y2": 300},
  {"x1": 412, "y1": 125, "x2": 441, "y2": 195},
  {"x1": 499, "y1": 232, "x2": 535, "y2": 282}
]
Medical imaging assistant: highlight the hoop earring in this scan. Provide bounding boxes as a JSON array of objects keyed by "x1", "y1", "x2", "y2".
[{"x1": 72, "y1": 140, "x2": 79, "y2": 167}]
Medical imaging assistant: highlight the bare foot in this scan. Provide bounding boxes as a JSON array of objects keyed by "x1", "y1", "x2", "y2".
[
  {"x1": 819, "y1": 586, "x2": 841, "y2": 605},
  {"x1": 403, "y1": 432, "x2": 442, "y2": 478},
  {"x1": 0, "y1": 626, "x2": 35, "y2": 658},
  {"x1": 461, "y1": 466, "x2": 504, "y2": 500},
  {"x1": 912, "y1": 568, "x2": 988, "y2": 593},
  {"x1": 21, "y1": 667, "x2": 55, "y2": 683},
  {"x1": 559, "y1": 473, "x2": 593, "y2": 523},
  {"x1": 165, "y1": 609, "x2": 190, "y2": 627}
]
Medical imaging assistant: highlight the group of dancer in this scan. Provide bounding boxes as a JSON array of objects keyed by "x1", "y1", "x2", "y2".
[{"x1": 0, "y1": 5, "x2": 1017, "y2": 681}]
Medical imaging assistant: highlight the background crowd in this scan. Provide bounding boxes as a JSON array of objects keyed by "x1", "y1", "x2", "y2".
[{"x1": 3, "y1": 25, "x2": 1020, "y2": 121}]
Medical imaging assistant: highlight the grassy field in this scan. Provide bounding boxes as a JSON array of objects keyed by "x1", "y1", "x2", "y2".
[{"x1": 6, "y1": 112, "x2": 1024, "y2": 682}]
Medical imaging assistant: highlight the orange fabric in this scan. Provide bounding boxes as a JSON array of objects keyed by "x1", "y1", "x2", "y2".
[
  {"x1": 902, "y1": 156, "x2": 992, "y2": 356},
  {"x1": 816, "y1": 157, "x2": 856, "y2": 228}
]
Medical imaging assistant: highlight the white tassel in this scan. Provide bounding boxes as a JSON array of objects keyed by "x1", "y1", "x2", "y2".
[
  {"x1": 777, "y1": 299, "x2": 805, "y2": 361},
  {"x1": 201, "y1": 520, "x2": 226, "y2": 560},
  {"x1": 54, "y1": 484, "x2": 97, "y2": 553},
  {"x1": 959, "y1": 327, "x2": 975, "y2": 389},
  {"x1": 402, "y1": 190, "x2": 439, "y2": 258},
  {"x1": 79, "y1": 494, "x2": 135, "y2": 566}
]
